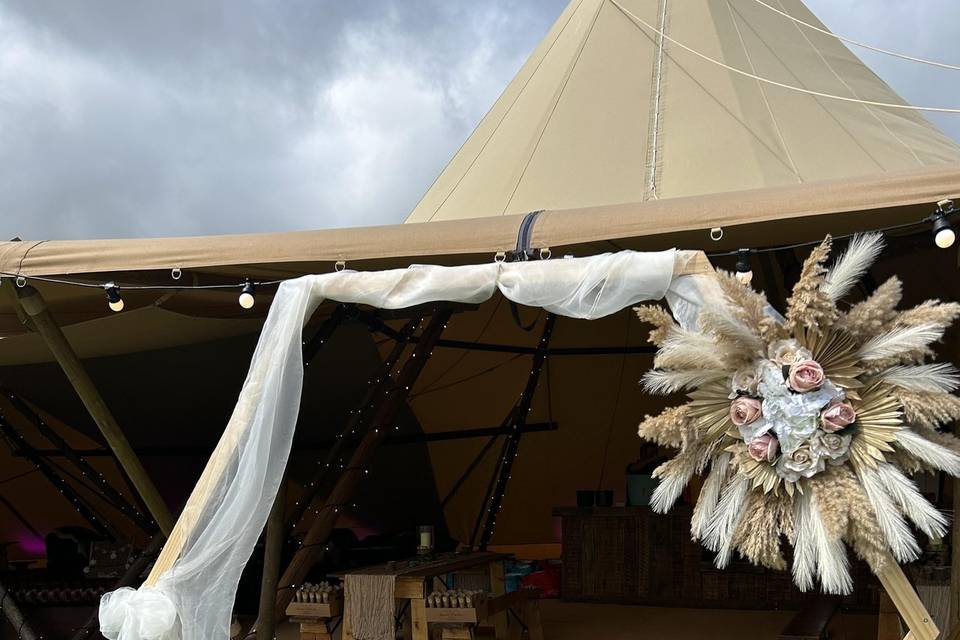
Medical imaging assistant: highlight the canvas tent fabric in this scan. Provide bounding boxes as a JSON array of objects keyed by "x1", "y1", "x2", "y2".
[
  {"x1": 406, "y1": 0, "x2": 960, "y2": 223},
  {"x1": 1, "y1": 164, "x2": 960, "y2": 337},
  {"x1": 1, "y1": 0, "x2": 960, "y2": 583}
]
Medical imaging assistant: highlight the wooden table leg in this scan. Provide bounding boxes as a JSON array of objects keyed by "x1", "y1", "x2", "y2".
[
  {"x1": 488, "y1": 560, "x2": 509, "y2": 640},
  {"x1": 411, "y1": 597, "x2": 429, "y2": 640}
]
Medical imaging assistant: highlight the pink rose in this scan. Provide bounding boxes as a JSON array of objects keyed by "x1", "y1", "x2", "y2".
[
  {"x1": 787, "y1": 359, "x2": 824, "y2": 392},
  {"x1": 748, "y1": 433, "x2": 779, "y2": 463},
  {"x1": 730, "y1": 396, "x2": 762, "y2": 426},
  {"x1": 821, "y1": 402, "x2": 856, "y2": 432}
]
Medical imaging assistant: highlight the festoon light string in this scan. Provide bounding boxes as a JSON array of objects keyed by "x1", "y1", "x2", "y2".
[{"x1": 0, "y1": 201, "x2": 955, "y2": 309}]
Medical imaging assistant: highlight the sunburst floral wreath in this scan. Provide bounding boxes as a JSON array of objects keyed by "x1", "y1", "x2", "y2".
[{"x1": 635, "y1": 234, "x2": 960, "y2": 594}]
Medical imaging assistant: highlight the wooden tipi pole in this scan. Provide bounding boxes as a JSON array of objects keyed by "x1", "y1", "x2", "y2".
[
  {"x1": 0, "y1": 579, "x2": 39, "y2": 640},
  {"x1": 14, "y1": 286, "x2": 175, "y2": 535},
  {"x1": 270, "y1": 308, "x2": 452, "y2": 621}
]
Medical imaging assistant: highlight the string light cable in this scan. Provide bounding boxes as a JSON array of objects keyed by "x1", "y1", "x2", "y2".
[
  {"x1": 607, "y1": 0, "x2": 960, "y2": 113},
  {"x1": 749, "y1": 0, "x2": 960, "y2": 71},
  {"x1": 0, "y1": 202, "x2": 955, "y2": 301},
  {"x1": 705, "y1": 199, "x2": 957, "y2": 258}
]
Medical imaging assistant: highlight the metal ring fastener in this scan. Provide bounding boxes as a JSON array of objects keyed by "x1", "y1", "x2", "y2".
[
  {"x1": 710, "y1": 227, "x2": 724, "y2": 241},
  {"x1": 540, "y1": 247, "x2": 552, "y2": 260},
  {"x1": 171, "y1": 267, "x2": 182, "y2": 280},
  {"x1": 15, "y1": 276, "x2": 26, "y2": 287},
  {"x1": 334, "y1": 260, "x2": 346, "y2": 272},
  {"x1": 494, "y1": 251, "x2": 506, "y2": 263}
]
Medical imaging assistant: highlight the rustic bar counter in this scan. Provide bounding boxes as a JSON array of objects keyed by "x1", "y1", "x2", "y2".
[{"x1": 552, "y1": 506, "x2": 879, "y2": 611}]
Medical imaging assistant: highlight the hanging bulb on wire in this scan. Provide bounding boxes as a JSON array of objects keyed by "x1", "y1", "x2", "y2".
[
  {"x1": 735, "y1": 249, "x2": 753, "y2": 284},
  {"x1": 932, "y1": 200, "x2": 955, "y2": 249},
  {"x1": 104, "y1": 283, "x2": 124, "y2": 312},
  {"x1": 239, "y1": 280, "x2": 256, "y2": 309}
]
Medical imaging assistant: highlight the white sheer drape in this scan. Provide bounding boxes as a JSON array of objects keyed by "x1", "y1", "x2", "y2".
[{"x1": 100, "y1": 250, "x2": 712, "y2": 640}]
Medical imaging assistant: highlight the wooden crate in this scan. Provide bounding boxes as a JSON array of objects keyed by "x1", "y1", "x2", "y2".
[{"x1": 286, "y1": 597, "x2": 343, "y2": 620}]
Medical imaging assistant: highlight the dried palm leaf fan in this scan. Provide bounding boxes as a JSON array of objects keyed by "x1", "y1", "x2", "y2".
[{"x1": 635, "y1": 234, "x2": 960, "y2": 594}]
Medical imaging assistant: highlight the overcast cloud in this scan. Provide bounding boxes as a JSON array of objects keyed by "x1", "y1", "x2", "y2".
[{"x1": 1, "y1": 0, "x2": 958, "y2": 240}]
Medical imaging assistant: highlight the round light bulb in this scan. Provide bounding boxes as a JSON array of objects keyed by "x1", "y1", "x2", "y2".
[
  {"x1": 735, "y1": 270, "x2": 753, "y2": 284},
  {"x1": 238, "y1": 292, "x2": 255, "y2": 309},
  {"x1": 936, "y1": 227, "x2": 955, "y2": 249},
  {"x1": 108, "y1": 299, "x2": 125, "y2": 312}
]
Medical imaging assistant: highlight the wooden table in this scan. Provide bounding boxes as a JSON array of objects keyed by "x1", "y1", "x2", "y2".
[{"x1": 339, "y1": 551, "x2": 510, "y2": 640}]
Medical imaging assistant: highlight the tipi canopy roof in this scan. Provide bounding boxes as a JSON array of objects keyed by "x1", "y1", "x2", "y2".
[{"x1": 406, "y1": 0, "x2": 960, "y2": 223}]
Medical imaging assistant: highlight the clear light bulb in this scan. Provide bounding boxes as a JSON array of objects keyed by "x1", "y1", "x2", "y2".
[
  {"x1": 238, "y1": 292, "x2": 255, "y2": 309},
  {"x1": 735, "y1": 270, "x2": 753, "y2": 284},
  {"x1": 936, "y1": 226, "x2": 955, "y2": 249},
  {"x1": 108, "y1": 299, "x2": 124, "y2": 312}
]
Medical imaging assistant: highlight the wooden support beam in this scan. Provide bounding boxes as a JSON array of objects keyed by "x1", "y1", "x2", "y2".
[
  {"x1": 0, "y1": 578, "x2": 39, "y2": 640},
  {"x1": 270, "y1": 309, "x2": 453, "y2": 622},
  {"x1": 255, "y1": 480, "x2": 287, "y2": 640},
  {"x1": 13, "y1": 286, "x2": 175, "y2": 536},
  {"x1": 478, "y1": 314, "x2": 556, "y2": 549},
  {"x1": 286, "y1": 313, "x2": 423, "y2": 530}
]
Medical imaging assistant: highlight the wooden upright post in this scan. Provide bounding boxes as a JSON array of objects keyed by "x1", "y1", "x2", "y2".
[
  {"x1": 14, "y1": 286, "x2": 175, "y2": 535},
  {"x1": 270, "y1": 309, "x2": 453, "y2": 621},
  {"x1": 255, "y1": 481, "x2": 287, "y2": 640}
]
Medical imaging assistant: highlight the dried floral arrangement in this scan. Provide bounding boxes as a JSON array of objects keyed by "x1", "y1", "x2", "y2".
[{"x1": 635, "y1": 234, "x2": 960, "y2": 594}]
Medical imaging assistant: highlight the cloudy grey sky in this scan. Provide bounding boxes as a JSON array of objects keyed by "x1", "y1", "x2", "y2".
[{"x1": 2, "y1": 0, "x2": 959, "y2": 241}]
